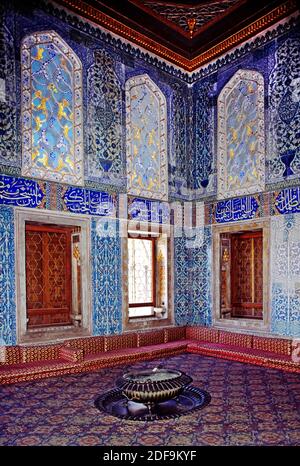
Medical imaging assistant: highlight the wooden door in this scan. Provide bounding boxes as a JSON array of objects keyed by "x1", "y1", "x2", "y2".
[
  {"x1": 25, "y1": 224, "x2": 72, "y2": 328},
  {"x1": 231, "y1": 230, "x2": 263, "y2": 319}
]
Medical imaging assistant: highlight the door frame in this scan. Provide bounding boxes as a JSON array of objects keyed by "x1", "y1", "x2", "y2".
[
  {"x1": 230, "y1": 229, "x2": 263, "y2": 319},
  {"x1": 15, "y1": 208, "x2": 92, "y2": 343},
  {"x1": 25, "y1": 223, "x2": 73, "y2": 328},
  {"x1": 212, "y1": 218, "x2": 270, "y2": 332}
]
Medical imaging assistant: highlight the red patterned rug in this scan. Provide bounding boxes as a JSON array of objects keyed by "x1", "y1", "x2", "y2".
[{"x1": 0, "y1": 353, "x2": 300, "y2": 446}]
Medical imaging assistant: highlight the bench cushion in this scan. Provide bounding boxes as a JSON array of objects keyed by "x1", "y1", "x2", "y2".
[
  {"x1": 186, "y1": 326, "x2": 219, "y2": 343},
  {"x1": 164, "y1": 326, "x2": 186, "y2": 343},
  {"x1": 187, "y1": 341, "x2": 290, "y2": 361},
  {"x1": 137, "y1": 329, "x2": 165, "y2": 347},
  {"x1": 59, "y1": 347, "x2": 84, "y2": 363},
  {"x1": 105, "y1": 333, "x2": 137, "y2": 352},
  {"x1": 252, "y1": 336, "x2": 291, "y2": 356},
  {"x1": 1, "y1": 346, "x2": 21, "y2": 365},
  {"x1": 64, "y1": 336, "x2": 105, "y2": 355},
  {"x1": 219, "y1": 330, "x2": 253, "y2": 348},
  {"x1": 20, "y1": 344, "x2": 61, "y2": 363}
]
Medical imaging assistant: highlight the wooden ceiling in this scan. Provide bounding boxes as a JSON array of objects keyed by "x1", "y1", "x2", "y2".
[{"x1": 56, "y1": 0, "x2": 298, "y2": 70}]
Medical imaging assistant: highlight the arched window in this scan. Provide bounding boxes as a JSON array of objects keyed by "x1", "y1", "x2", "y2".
[
  {"x1": 125, "y1": 74, "x2": 168, "y2": 201},
  {"x1": 21, "y1": 31, "x2": 83, "y2": 185},
  {"x1": 217, "y1": 69, "x2": 265, "y2": 199}
]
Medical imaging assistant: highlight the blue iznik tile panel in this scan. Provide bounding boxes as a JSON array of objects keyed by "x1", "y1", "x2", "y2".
[
  {"x1": 91, "y1": 218, "x2": 122, "y2": 335},
  {"x1": 191, "y1": 78, "x2": 216, "y2": 197},
  {"x1": 270, "y1": 214, "x2": 300, "y2": 337},
  {"x1": 174, "y1": 227, "x2": 212, "y2": 326},
  {"x1": 126, "y1": 74, "x2": 168, "y2": 201},
  {"x1": 214, "y1": 196, "x2": 259, "y2": 223},
  {"x1": 63, "y1": 186, "x2": 116, "y2": 217},
  {"x1": 87, "y1": 50, "x2": 125, "y2": 188},
  {"x1": 174, "y1": 236, "x2": 190, "y2": 326},
  {"x1": 217, "y1": 70, "x2": 265, "y2": 199},
  {"x1": 188, "y1": 227, "x2": 212, "y2": 326},
  {"x1": 0, "y1": 9, "x2": 19, "y2": 168},
  {"x1": 169, "y1": 83, "x2": 189, "y2": 199},
  {"x1": 275, "y1": 187, "x2": 300, "y2": 215},
  {"x1": 0, "y1": 174, "x2": 44, "y2": 208},
  {"x1": 0, "y1": 206, "x2": 16, "y2": 345},
  {"x1": 128, "y1": 197, "x2": 170, "y2": 224},
  {"x1": 268, "y1": 38, "x2": 300, "y2": 184}
]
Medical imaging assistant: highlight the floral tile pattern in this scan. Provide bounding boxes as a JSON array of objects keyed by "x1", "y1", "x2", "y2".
[
  {"x1": 0, "y1": 206, "x2": 16, "y2": 345},
  {"x1": 87, "y1": 51, "x2": 124, "y2": 188},
  {"x1": 91, "y1": 218, "x2": 122, "y2": 335},
  {"x1": 268, "y1": 38, "x2": 300, "y2": 183},
  {"x1": 270, "y1": 214, "x2": 300, "y2": 337}
]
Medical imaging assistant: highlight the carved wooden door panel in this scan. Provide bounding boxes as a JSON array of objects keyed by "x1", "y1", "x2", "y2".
[
  {"x1": 231, "y1": 230, "x2": 263, "y2": 318},
  {"x1": 25, "y1": 224, "x2": 72, "y2": 327}
]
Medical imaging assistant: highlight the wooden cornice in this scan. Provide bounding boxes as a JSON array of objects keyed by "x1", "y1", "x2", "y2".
[{"x1": 56, "y1": 0, "x2": 298, "y2": 72}]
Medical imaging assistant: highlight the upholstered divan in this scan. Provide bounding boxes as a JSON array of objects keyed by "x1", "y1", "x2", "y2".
[
  {"x1": 186, "y1": 328, "x2": 297, "y2": 372},
  {"x1": 0, "y1": 326, "x2": 299, "y2": 384}
]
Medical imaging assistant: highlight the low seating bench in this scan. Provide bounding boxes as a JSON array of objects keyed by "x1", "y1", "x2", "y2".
[{"x1": 0, "y1": 326, "x2": 299, "y2": 385}]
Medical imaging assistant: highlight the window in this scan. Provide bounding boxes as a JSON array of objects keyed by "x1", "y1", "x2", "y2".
[
  {"x1": 128, "y1": 236, "x2": 155, "y2": 307},
  {"x1": 128, "y1": 235, "x2": 156, "y2": 317},
  {"x1": 127, "y1": 232, "x2": 168, "y2": 320},
  {"x1": 124, "y1": 228, "x2": 171, "y2": 328}
]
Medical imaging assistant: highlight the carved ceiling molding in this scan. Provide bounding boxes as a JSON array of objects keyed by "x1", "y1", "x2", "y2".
[
  {"x1": 57, "y1": 0, "x2": 298, "y2": 71},
  {"x1": 129, "y1": 0, "x2": 242, "y2": 39}
]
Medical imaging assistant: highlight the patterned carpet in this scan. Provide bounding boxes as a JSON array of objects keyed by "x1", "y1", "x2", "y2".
[{"x1": 1, "y1": 353, "x2": 300, "y2": 446}]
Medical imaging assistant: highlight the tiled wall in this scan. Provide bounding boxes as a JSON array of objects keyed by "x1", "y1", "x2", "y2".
[
  {"x1": 91, "y1": 219, "x2": 122, "y2": 335},
  {"x1": 0, "y1": 0, "x2": 299, "y2": 343},
  {"x1": 174, "y1": 227, "x2": 212, "y2": 327},
  {"x1": 270, "y1": 215, "x2": 300, "y2": 337},
  {"x1": 0, "y1": 0, "x2": 189, "y2": 200},
  {"x1": 0, "y1": 207, "x2": 16, "y2": 345},
  {"x1": 189, "y1": 17, "x2": 300, "y2": 199}
]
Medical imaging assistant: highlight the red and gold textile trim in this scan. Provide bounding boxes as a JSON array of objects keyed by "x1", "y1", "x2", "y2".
[
  {"x1": 252, "y1": 336, "x2": 291, "y2": 355},
  {"x1": 137, "y1": 329, "x2": 165, "y2": 347},
  {"x1": 64, "y1": 336, "x2": 105, "y2": 355},
  {"x1": 187, "y1": 344, "x2": 300, "y2": 374},
  {"x1": 1, "y1": 346, "x2": 21, "y2": 365},
  {"x1": 104, "y1": 333, "x2": 138, "y2": 352},
  {"x1": 186, "y1": 326, "x2": 219, "y2": 343},
  {"x1": 164, "y1": 326, "x2": 186, "y2": 343},
  {"x1": 20, "y1": 344, "x2": 62, "y2": 363},
  {"x1": 219, "y1": 331, "x2": 253, "y2": 349},
  {"x1": 59, "y1": 347, "x2": 84, "y2": 363}
]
